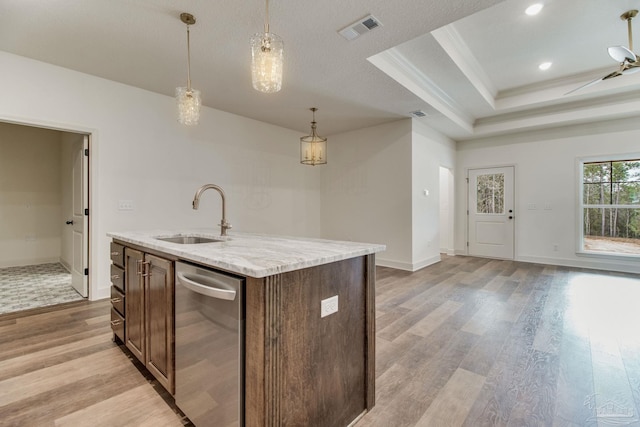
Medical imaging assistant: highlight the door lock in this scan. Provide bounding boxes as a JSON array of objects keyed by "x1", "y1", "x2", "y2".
[{"x1": 65, "y1": 220, "x2": 74, "y2": 225}]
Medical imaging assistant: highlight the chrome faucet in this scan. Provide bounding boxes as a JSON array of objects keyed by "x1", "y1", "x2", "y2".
[{"x1": 192, "y1": 184, "x2": 232, "y2": 236}]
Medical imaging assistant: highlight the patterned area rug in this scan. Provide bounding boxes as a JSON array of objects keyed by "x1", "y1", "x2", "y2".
[{"x1": 0, "y1": 263, "x2": 85, "y2": 315}]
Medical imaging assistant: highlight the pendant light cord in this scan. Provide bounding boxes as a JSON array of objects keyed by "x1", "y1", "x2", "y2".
[
  {"x1": 264, "y1": 0, "x2": 270, "y2": 34},
  {"x1": 186, "y1": 23, "x2": 192, "y2": 91}
]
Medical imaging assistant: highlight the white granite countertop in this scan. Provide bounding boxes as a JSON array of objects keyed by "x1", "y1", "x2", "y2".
[{"x1": 107, "y1": 229, "x2": 385, "y2": 278}]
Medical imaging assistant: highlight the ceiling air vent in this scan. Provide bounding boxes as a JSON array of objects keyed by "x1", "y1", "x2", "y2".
[
  {"x1": 410, "y1": 110, "x2": 428, "y2": 118},
  {"x1": 338, "y1": 15, "x2": 382, "y2": 41}
]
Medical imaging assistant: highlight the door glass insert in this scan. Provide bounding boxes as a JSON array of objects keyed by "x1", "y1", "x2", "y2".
[{"x1": 477, "y1": 173, "x2": 505, "y2": 214}]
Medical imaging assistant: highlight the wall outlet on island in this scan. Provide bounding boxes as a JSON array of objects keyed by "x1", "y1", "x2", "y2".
[{"x1": 321, "y1": 295, "x2": 339, "y2": 318}]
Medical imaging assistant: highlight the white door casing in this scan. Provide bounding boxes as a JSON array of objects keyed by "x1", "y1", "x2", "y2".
[
  {"x1": 70, "y1": 136, "x2": 89, "y2": 297},
  {"x1": 468, "y1": 166, "x2": 514, "y2": 259}
]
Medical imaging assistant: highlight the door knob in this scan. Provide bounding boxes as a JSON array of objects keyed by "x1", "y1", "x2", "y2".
[{"x1": 65, "y1": 220, "x2": 74, "y2": 225}]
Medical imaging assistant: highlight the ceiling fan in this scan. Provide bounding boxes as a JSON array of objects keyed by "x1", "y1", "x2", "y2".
[{"x1": 567, "y1": 9, "x2": 640, "y2": 94}]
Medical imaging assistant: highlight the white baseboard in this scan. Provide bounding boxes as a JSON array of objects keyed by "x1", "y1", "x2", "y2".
[
  {"x1": 376, "y1": 254, "x2": 441, "y2": 272},
  {"x1": 517, "y1": 255, "x2": 640, "y2": 274},
  {"x1": 59, "y1": 259, "x2": 71, "y2": 273},
  {"x1": 0, "y1": 257, "x2": 60, "y2": 269},
  {"x1": 93, "y1": 287, "x2": 110, "y2": 301}
]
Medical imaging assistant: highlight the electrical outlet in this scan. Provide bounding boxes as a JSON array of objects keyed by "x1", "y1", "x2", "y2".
[
  {"x1": 118, "y1": 200, "x2": 134, "y2": 211},
  {"x1": 527, "y1": 203, "x2": 537, "y2": 210},
  {"x1": 321, "y1": 295, "x2": 339, "y2": 318}
]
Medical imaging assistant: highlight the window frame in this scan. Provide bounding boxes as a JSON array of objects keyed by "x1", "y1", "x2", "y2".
[{"x1": 577, "y1": 154, "x2": 640, "y2": 260}]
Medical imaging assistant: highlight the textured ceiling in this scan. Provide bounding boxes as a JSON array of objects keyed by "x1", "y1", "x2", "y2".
[{"x1": 2, "y1": 0, "x2": 640, "y2": 140}]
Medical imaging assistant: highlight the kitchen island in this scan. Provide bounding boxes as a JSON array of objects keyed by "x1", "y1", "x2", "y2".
[{"x1": 107, "y1": 230, "x2": 385, "y2": 427}]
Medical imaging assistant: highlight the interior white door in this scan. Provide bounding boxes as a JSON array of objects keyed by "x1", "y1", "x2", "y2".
[
  {"x1": 71, "y1": 136, "x2": 88, "y2": 297},
  {"x1": 468, "y1": 166, "x2": 514, "y2": 259}
]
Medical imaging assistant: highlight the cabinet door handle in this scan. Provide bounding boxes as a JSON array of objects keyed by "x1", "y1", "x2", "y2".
[
  {"x1": 111, "y1": 274, "x2": 120, "y2": 280},
  {"x1": 110, "y1": 319, "x2": 122, "y2": 326},
  {"x1": 111, "y1": 251, "x2": 120, "y2": 256},
  {"x1": 136, "y1": 259, "x2": 143, "y2": 275},
  {"x1": 142, "y1": 261, "x2": 151, "y2": 277},
  {"x1": 111, "y1": 298, "x2": 121, "y2": 303}
]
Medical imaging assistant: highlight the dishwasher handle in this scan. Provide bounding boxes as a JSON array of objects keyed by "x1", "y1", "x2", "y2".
[{"x1": 177, "y1": 272, "x2": 237, "y2": 301}]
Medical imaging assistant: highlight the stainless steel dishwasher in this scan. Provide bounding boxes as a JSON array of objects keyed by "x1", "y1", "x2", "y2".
[{"x1": 175, "y1": 261, "x2": 244, "y2": 427}]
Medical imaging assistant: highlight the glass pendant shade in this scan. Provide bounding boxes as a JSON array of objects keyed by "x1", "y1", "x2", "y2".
[
  {"x1": 176, "y1": 87, "x2": 201, "y2": 126},
  {"x1": 251, "y1": 32, "x2": 284, "y2": 93},
  {"x1": 300, "y1": 108, "x2": 327, "y2": 166}
]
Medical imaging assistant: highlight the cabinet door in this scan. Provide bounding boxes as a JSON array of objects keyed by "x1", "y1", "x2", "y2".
[
  {"x1": 124, "y1": 247, "x2": 145, "y2": 363},
  {"x1": 145, "y1": 254, "x2": 174, "y2": 394}
]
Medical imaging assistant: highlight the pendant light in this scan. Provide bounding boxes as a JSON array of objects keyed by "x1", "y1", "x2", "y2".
[
  {"x1": 176, "y1": 13, "x2": 201, "y2": 125},
  {"x1": 250, "y1": 0, "x2": 284, "y2": 93},
  {"x1": 300, "y1": 108, "x2": 327, "y2": 166}
]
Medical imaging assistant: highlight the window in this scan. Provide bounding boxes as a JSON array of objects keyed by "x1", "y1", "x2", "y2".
[
  {"x1": 476, "y1": 173, "x2": 505, "y2": 214},
  {"x1": 581, "y1": 159, "x2": 640, "y2": 256}
]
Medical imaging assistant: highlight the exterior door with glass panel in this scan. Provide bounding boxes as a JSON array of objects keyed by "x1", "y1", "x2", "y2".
[{"x1": 468, "y1": 166, "x2": 514, "y2": 259}]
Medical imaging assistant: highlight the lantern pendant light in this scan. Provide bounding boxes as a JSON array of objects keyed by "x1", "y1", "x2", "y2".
[
  {"x1": 176, "y1": 13, "x2": 201, "y2": 125},
  {"x1": 300, "y1": 108, "x2": 327, "y2": 166},
  {"x1": 250, "y1": 0, "x2": 284, "y2": 93}
]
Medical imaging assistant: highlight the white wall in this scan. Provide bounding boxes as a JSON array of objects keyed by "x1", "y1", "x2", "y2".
[
  {"x1": 411, "y1": 120, "x2": 456, "y2": 269},
  {"x1": 0, "y1": 122, "x2": 62, "y2": 267},
  {"x1": 0, "y1": 51, "x2": 322, "y2": 300},
  {"x1": 456, "y1": 117, "x2": 640, "y2": 274},
  {"x1": 321, "y1": 120, "x2": 413, "y2": 268},
  {"x1": 321, "y1": 119, "x2": 456, "y2": 271}
]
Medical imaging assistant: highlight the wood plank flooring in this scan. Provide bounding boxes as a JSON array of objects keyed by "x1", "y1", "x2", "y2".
[{"x1": 1, "y1": 255, "x2": 640, "y2": 426}]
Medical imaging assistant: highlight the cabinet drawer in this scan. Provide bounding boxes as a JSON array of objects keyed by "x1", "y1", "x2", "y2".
[
  {"x1": 110, "y1": 286, "x2": 125, "y2": 317},
  {"x1": 111, "y1": 307, "x2": 125, "y2": 342},
  {"x1": 111, "y1": 264, "x2": 125, "y2": 292},
  {"x1": 110, "y1": 242, "x2": 125, "y2": 268}
]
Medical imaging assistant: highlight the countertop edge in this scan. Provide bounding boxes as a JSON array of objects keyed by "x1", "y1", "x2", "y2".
[{"x1": 107, "y1": 230, "x2": 386, "y2": 278}]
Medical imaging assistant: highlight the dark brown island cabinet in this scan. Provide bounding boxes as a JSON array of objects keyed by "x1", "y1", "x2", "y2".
[{"x1": 109, "y1": 237, "x2": 377, "y2": 427}]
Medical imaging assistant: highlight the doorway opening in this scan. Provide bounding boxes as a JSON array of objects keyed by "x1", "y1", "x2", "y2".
[
  {"x1": 439, "y1": 166, "x2": 455, "y2": 255},
  {"x1": 0, "y1": 121, "x2": 89, "y2": 315}
]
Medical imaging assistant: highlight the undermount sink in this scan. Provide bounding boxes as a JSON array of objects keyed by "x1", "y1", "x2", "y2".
[{"x1": 155, "y1": 235, "x2": 223, "y2": 244}]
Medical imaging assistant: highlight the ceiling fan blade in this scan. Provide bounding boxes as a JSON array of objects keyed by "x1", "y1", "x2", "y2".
[
  {"x1": 608, "y1": 46, "x2": 637, "y2": 63},
  {"x1": 602, "y1": 70, "x2": 623, "y2": 80},
  {"x1": 622, "y1": 63, "x2": 640, "y2": 74},
  {"x1": 565, "y1": 69, "x2": 623, "y2": 95},
  {"x1": 565, "y1": 76, "x2": 604, "y2": 95}
]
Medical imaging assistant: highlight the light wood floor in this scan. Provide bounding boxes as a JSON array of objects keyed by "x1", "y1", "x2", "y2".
[{"x1": 1, "y1": 255, "x2": 639, "y2": 426}]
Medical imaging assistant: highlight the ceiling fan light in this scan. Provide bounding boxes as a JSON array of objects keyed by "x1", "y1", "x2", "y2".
[
  {"x1": 608, "y1": 46, "x2": 636, "y2": 63},
  {"x1": 525, "y1": 3, "x2": 543, "y2": 16}
]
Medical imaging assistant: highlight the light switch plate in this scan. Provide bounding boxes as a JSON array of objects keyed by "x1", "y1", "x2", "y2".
[{"x1": 321, "y1": 295, "x2": 339, "y2": 318}]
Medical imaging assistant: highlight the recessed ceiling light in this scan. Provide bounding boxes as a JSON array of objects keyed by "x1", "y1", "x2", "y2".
[
  {"x1": 539, "y1": 61, "x2": 552, "y2": 71},
  {"x1": 525, "y1": 3, "x2": 544, "y2": 16}
]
